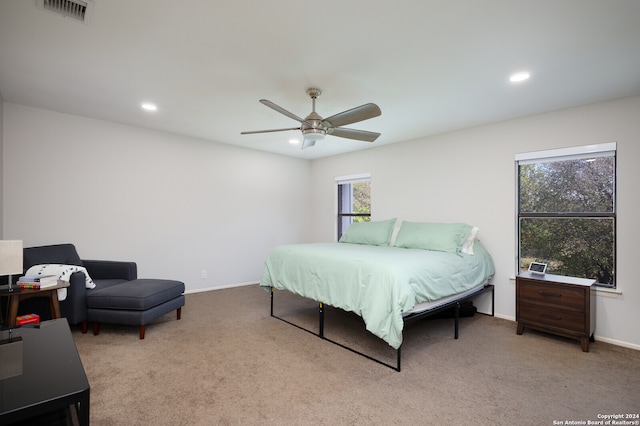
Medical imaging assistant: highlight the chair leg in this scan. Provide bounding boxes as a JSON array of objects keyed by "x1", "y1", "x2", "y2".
[
  {"x1": 93, "y1": 322, "x2": 100, "y2": 336},
  {"x1": 82, "y1": 320, "x2": 88, "y2": 334},
  {"x1": 177, "y1": 307, "x2": 182, "y2": 320},
  {"x1": 139, "y1": 325, "x2": 145, "y2": 339}
]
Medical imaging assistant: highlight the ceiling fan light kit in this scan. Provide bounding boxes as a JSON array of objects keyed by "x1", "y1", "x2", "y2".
[
  {"x1": 302, "y1": 128, "x2": 326, "y2": 141},
  {"x1": 301, "y1": 139, "x2": 317, "y2": 150},
  {"x1": 241, "y1": 88, "x2": 381, "y2": 149}
]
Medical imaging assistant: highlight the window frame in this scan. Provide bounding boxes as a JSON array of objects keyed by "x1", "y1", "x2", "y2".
[
  {"x1": 335, "y1": 173, "x2": 371, "y2": 241},
  {"x1": 515, "y1": 142, "x2": 617, "y2": 288}
]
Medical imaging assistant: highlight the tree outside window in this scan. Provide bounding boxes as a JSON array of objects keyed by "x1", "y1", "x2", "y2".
[
  {"x1": 337, "y1": 178, "x2": 371, "y2": 240},
  {"x1": 517, "y1": 146, "x2": 616, "y2": 287}
]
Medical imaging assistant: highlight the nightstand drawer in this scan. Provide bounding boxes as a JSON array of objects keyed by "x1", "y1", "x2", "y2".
[
  {"x1": 518, "y1": 303, "x2": 586, "y2": 333},
  {"x1": 518, "y1": 279, "x2": 585, "y2": 310}
]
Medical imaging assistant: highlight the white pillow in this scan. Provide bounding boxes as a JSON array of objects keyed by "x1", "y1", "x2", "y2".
[
  {"x1": 389, "y1": 219, "x2": 404, "y2": 247},
  {"x1": 460, "y1": 226, "x2": 479, "y2": 255}
]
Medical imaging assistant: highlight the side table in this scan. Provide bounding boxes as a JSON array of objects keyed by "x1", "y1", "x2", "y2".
[
  {"x1": 0, "y1": 281, "x2": 70, "y2": 327},
  {"x1": 516, "y1": 272, "x2": 596, "y2": 351}
]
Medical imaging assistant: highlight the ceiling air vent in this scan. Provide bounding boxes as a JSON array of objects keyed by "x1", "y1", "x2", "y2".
[{"x1": 37, "y1": 0, "x2": 94, "y2": 24}]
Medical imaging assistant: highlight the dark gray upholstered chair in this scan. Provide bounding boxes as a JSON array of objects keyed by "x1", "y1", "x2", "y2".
[{"x1": 14, "y1": 243, "x2": 184, "y2": 338}]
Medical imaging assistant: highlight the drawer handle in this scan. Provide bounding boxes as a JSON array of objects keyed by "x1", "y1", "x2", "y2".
[
  {"x1": 538, "y1": 291, "x2": 562, "y2": 297},
  {"x1": 539, "y1": 313, "x2": 562, "y2": 321}
]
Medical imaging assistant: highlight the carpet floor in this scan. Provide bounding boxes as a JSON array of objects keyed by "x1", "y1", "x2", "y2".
[{"x1": 71, "y1": 284, "x2": 640, "y2": 425}]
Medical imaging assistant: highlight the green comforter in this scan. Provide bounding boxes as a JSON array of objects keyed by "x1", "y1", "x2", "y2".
[{"x1": 260, "y1": 241, "x2": 495, "y2": 349}]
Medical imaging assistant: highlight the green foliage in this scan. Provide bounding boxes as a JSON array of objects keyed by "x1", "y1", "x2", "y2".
[
  {"x1": 519, "y1": 156, "x2": 615, "y2": 285},
  {"x1": 352, "y1": 181, "x2": 371, "y2": 223},
  {"x1": 520, "y1": 157, "x2": 614, "y2": 213},
  {"x1": 520, "y1": 218, "x2": 614, "y2": 285}
]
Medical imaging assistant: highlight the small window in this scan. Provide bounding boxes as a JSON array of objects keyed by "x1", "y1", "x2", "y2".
[
  {"x1": 336, "y1": 174, "x2": 371, "y2": 240},
  {"x1": 516, "y1": 143, "x2": 616, "y2": 287}
]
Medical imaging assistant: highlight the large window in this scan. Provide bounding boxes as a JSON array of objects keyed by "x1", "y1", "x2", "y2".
[
  {"x1": 336, "y1": 174, "x2": 371, "y2": 240},
  {"x1": 516, "y1": 143, "x2": 616, "y2": 287}
]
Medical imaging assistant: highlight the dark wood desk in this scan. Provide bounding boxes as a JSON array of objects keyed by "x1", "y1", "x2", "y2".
[
  {"x1": 0, "y1": 282, "x2": 69, "y2": 327},
  {"x1": 0, "y1": 318, "x2": 90, "y2": 425}
]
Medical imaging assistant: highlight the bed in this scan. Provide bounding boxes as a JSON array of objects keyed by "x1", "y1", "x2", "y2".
[{"x1": 260, "y1": 219, "x2": 496, "y2": 371}]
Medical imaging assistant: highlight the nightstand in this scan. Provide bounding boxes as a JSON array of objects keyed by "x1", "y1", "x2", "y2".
[{"x1": 516, "y1": 272, "x2": 596, "y2": 352}]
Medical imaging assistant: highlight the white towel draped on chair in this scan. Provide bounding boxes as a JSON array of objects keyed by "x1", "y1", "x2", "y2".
[{"x1": 25, "y1": 264, "x2": 96, "y2": 301}]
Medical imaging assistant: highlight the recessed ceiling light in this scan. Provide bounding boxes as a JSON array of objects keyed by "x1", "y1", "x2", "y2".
[
  {"x1": 509, "y1": 72, "x2": 531, "y2": 83},
  {"x1": 141, "y1": 102, "x2": 157, "y2": 111}
]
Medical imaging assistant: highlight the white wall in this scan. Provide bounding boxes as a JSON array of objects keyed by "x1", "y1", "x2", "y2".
[
  {"x1": 2, "y1": 103, "x2": 311, "y2": 291},
  {"x1": 4, "y1": 96, "x2": 639, "y2": 349},
  {"x1": 310, "y1": 95, "x2": 640, "y2": 349}
]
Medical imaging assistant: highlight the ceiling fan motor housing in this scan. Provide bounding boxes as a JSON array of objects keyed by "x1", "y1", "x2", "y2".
[{"x1": 302, "y1": 110, "x2": 326, "y2": 140}]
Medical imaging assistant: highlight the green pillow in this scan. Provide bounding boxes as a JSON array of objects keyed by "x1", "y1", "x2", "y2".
[
  {"x1": 339, "y1": 218, "x2": 397, "y2": 246},
  {"x1": 394, "y1": 222, "x2": 473, "y2": 253}
]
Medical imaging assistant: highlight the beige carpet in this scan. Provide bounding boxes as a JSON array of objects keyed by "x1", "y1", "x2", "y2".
[{"x1": 71, "y1": 285, "x2": 640, "y2": 425}]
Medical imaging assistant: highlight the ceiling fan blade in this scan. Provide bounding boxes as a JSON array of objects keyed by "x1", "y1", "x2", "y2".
[
  {"x1": 241, "y1": 127, "x2": 301, "y2": 135},
  {"x1": 328, "y1": 127, "x2": 381, "y2": 142},
  {"x1": 322, "y1": 103, "x2": 381, "y2": 128},
  {"x1": 260, "y1": 99, "x2": 306, "y2": 123}
]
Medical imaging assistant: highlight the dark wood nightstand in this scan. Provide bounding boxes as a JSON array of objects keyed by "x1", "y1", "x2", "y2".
[{"x1": 516, "y1": 272, "x2": 596, "y2": 352}]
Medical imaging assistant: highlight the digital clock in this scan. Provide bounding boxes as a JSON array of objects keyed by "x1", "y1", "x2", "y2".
[{"x1": 528, "y1": 262, "x2": 547, "y2": 275}]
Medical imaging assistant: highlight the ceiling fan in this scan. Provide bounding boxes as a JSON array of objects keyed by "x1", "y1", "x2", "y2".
[{"x1": 241, "y1": 88, "x2": 382, "y2": 149}]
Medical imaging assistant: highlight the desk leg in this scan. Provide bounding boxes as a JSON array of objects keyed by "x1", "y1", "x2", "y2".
[{"x1": 77, "y1": 391, "x2": 90, "y2": 426}]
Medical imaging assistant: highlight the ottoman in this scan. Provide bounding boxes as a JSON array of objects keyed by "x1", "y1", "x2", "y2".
[{"x1": 86, "y1": 279, "x2": 185, "y2": 339}]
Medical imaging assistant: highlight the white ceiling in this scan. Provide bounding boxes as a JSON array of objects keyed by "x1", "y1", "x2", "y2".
[{"x1": 1, "y1": 1, "x2": 639, "y2": 160}]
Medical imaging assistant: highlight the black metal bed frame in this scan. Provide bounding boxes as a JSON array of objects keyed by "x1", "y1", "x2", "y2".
[{"x1": 270, "y1": 284, "x2": 495, "y2": 372}]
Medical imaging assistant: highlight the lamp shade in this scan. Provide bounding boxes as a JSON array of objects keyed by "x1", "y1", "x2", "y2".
[{"x1": 0, "y1": 240, "x2": 23, "y2": 276}]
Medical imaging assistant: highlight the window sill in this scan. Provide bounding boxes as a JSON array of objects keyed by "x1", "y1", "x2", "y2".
[{"x1": 595, "y1": 286, "x2": 621, "y2": 298}]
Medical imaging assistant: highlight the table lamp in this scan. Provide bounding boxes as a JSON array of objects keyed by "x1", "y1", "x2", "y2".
[
  {"x1": 0, "y1": 240, "x2": 24, "y2": 380},
  {"x1": 0, "y1": 240, "x2": 23, "y2": 294}
]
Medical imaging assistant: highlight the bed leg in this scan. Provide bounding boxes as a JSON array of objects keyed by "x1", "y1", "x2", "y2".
[
  {"x1": 319, "y1": 302, "x2": 324, "y2": 338},
  {"x1": 396, "y1": 346, "x2": 402, "y2": 372},
  {"x1": 270, "y1": 287, "x2": 274, "y2": 317},
  {"x1": 454, "y1": 302, "x2": 460, "y2": 339},
  {"x1": 491, "y1": 284, "x2": 495, "y2": 317}
]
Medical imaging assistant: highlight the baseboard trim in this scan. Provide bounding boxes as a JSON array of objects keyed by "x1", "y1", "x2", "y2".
[
  {"x1": 593, "y1": 335, "x2": 640, "y2": 351},
  {"x1": 184, "y1": 281, "x2": 258, "y2": 294},
  {"x1": 494, "y1": 313, "x2": 515, "y2": 321}
]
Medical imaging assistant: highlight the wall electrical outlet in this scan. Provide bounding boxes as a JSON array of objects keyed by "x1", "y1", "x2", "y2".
[{"x1": 200, "y1": 270, "x2": 207, "y2": 279}]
